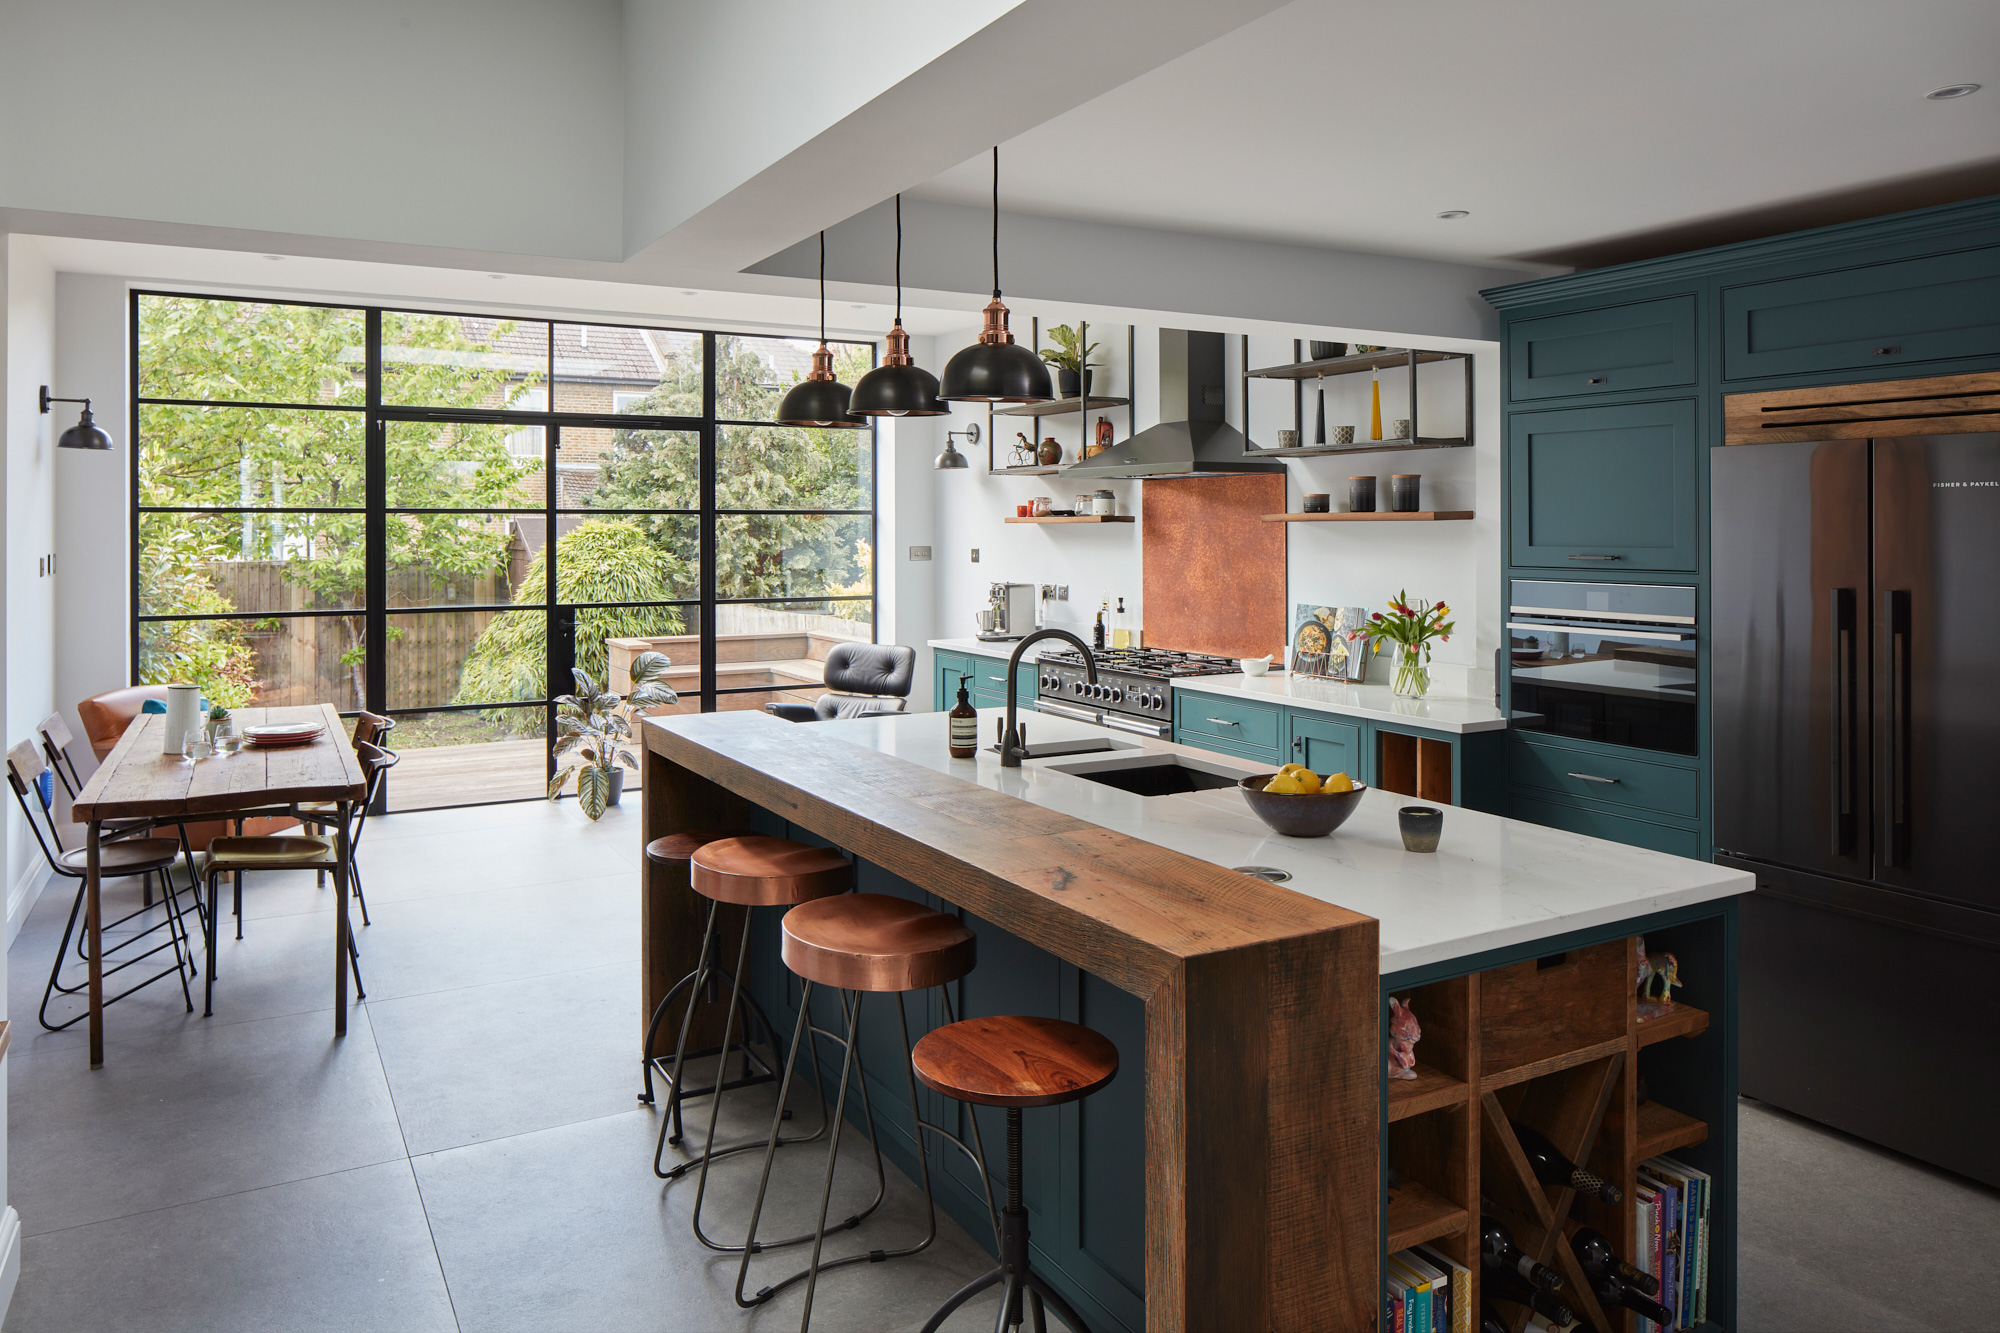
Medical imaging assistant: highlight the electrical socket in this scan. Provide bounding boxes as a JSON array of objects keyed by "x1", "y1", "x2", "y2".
[
  {"x1": 907, "y1": 546, "x2": 931, "y2": 561},
  {"x1": 970, "y1": 549, "x2": 980, "y2": 563},
  {"x1": 1056, "y1": 584, "x2": 1069, "y2": 600}
]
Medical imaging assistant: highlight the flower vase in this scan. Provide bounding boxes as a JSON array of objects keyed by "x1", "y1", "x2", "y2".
[{"x1": 1391, "y1": 646, "x2": 1431, "y2": 698}]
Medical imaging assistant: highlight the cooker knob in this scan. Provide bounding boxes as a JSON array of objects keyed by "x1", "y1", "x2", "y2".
[
  {"x1": 1071, "y1": 680, "x2": 1085, "y2": 695},
  {"x1": 1108, "y1": 687, "x2": 1123, "y2": 703}
]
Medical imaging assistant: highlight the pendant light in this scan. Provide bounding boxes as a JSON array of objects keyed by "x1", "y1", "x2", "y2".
[
  {"x1": 848, "y1": 195, "x2": 946, "y2": 418},
  {"x1": 775, "y1": 232, "x2": 868, "y2": 429},
  {"x1": 940, "y1": 146, "x2": 1053, "y2": 404}
]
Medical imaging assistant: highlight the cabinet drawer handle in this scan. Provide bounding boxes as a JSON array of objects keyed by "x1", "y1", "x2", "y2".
[
  {"x1": 1567, "y1": 772, "x2": 1620, "y2": 784},
  {"x1": 986, "y1": 675, "x2": 1006, "y2": 682},
  {"x1": 1567, "y1": 554, "x2": 1622, "y2": 561},
  {"x1": 1874, "y1": 345, "x2": 1901, "y2": 356},
  {"x1": 1586, "y1": 376, "x2": 1607, "y2": 385},
  {"x1": 1205, "y1": 717, "x2": 1240, "y2": 728}
]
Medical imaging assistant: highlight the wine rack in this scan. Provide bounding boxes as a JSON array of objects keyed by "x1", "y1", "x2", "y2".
[{"x1": 1384, "y1": 925, "x2": 1727, "y2": 1333}]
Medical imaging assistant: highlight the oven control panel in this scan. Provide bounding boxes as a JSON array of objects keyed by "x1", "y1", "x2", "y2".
[{"x1": 1038, "y1": 665, "x2": 1171, "y2": 717}]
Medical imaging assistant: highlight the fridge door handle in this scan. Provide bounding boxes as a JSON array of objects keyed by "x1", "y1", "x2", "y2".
[
  {"x1": 1885, "y1": 589, "x2": 1912, "y2": 867},
  {"x1": 1830, "y1": 588, "x2": 1857, "y2": 858}
]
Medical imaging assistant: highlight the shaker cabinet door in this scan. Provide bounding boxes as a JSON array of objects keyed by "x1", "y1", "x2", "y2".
[
  {"x1": 1507, "y1": 295, "x2": 1697, "y2": 402},
  {"x1": 1289, "y1": 714, "x2": 1363, "y2": 783},
  {"x1": 1507, "y1": 399, "x2": 1699, "y2": 571}
]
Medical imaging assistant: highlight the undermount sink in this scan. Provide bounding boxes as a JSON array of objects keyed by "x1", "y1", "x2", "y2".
[
  {"x1": 984, "y1": 737, "x2": 1134, "y2": 759},
  {"x1": 1047, "y1": 753, "x2": 1247, "y2": 797}
]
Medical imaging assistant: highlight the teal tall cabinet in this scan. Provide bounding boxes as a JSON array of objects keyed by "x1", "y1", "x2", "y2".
[{"x1": 1485, "y1": 194, "x2": 2000, "y2": 858}]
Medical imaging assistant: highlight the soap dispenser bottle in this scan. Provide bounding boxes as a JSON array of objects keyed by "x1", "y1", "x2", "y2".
[{"x1": 948, "y1": 673, "x2": 978, "y2": 758}]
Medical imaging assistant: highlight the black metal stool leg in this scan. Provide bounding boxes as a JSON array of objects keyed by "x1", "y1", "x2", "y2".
[
  {"x1": 920, "y1": 1269, "x2": 1004, "y2": 1333},
  {"x1": 653, "y1": 898, "x2": 722, "y2": 1138},
  {"x1": 1023, "y1": 1274, "x2": 1086, "y2": 1333}
]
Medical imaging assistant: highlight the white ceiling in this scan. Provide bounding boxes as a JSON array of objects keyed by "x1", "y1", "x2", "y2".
[{"x1": 909, "y1": 0, "x2": 2000, "y2": 266}]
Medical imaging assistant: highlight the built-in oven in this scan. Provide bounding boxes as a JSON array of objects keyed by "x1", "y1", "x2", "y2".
[{"x1": 1506, "y1": 580, "x2": 1698, "y2": 756}]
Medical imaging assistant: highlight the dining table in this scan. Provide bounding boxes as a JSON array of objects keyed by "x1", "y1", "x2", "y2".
[{"x1": 69, "y1": 703, "x2": 367, "y2": 1066}]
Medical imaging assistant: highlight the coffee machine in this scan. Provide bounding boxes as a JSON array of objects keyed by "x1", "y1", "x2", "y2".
[{"x1": 975, "y1": 582, "x2": 1037, "y2": 641}]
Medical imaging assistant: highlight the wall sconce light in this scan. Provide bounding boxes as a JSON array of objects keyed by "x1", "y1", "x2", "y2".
[
  {"x1": 41, "y1": 386, "x2": 113, "y2": 450},
  {"x1": 935, "y1": 422, "x2": 978, "y2": 471}
]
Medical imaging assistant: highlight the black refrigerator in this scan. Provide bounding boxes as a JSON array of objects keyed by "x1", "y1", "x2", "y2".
[{"x1": 1714, "y1": 432, "x2": 2000, "y2": 1187}]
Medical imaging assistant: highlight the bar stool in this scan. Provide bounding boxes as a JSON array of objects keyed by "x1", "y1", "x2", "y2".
[
  {"x1": 647, "y1": 836, "x2": 847, "y2": 1212},
  {"x1": 913, "y1": 1015, "x2": 1120, "y2": 1333},
  {"x1": 736, "y1": 892, "x2": 999, "y2": 1331}
]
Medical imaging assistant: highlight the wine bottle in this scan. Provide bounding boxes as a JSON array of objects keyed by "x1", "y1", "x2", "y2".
[
  {"x1": 1480, "y1": 1216, "x2": 1564, "y2": 1293},
  {"x1": 1479, "y1": 1303, "x2": 1510, "y2": 1333},
  {"x1": 1570, "y1": 1226, "x2": 1660, "y2": 1297},
  {"x1": 1485, "y1": 1265, "x2": 1576, "y2": 1328},
  {"x1": 1512, "y1": 1123, "x2": 1622, "y2": 1204},
  {"x1": 1571, "y1": 1227, "x2": 1674, "y2": 1324}
]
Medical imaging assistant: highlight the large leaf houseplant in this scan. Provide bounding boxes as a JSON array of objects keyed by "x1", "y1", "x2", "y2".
[
  {"x1": 1038, "y1": 323, "x2": 1100, "y2": 398},
  {"x1": 549, "y1": 650, "x2": 678, "y2": 819}
]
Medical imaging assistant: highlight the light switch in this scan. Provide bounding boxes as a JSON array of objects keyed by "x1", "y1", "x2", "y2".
[
  {"x1": 970, "y1": 549, "x2": 980, "y2": 563},
  {"x1": 908, "y1": 546, "x2": 931, "y2": 561}
]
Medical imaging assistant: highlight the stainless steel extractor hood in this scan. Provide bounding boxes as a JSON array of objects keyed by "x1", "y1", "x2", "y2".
[{"x1": 1062, "y1": 330, "x2": 1281, "y2": 480}]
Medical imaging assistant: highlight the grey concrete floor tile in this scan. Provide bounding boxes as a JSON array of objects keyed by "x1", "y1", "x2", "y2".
[
  {"x1": 413, "y1": 1107, "x2": 997, "y2": 1333},
  {"x1": 370, "y1": 960, "x2": 644, "y2": 1155},
  {"x1": 8, "y1": 1159, "x2": 456, "y2": 1333},
  {"x1": 1738, "y1": 1241, "x2": 1935, "y2": 1333},
  {"x1": 10, "y1": 1005, "x2": 406, "y2": 1236},
  {"x1": 338, "y1": 824, "x2": 635, "y2": 910}
]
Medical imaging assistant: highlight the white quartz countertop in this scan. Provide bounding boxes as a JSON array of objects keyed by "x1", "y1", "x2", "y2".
[
  {"x1": 928, "y1": 636, "x2": 1065, "y2": 661},
  {"x1": 1172, "y1": 672, "x2": 1513, "y2": 734},
  {"x1": 817, "y1": 709, "x2": 1751, "y2": 975}
]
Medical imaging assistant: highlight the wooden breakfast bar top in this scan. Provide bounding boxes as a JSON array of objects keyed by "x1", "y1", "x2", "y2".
[{"x1": 641, "y1": 709, "x2": 1382, "y2": 1333}]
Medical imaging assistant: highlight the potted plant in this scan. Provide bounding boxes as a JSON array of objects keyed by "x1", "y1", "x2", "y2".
[
  {"x1": 1350, "y1": 590, "x2": 1454, "y2": 698},
  {"x1": 1038, "y1": 324, "x2": 1100, "y2": 399},
  {"x1": 548, "y1": 650, "x2": 678, "y2": 819}
]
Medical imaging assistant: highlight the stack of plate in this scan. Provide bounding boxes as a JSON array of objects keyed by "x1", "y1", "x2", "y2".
[{"x1": 243, "y1": 722, "x2": 325, "y2": 749}]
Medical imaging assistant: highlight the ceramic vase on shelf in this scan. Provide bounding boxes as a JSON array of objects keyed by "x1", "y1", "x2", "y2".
[{"x1": 1391, "y1": 643, "x2": 1432, "y2": 699}]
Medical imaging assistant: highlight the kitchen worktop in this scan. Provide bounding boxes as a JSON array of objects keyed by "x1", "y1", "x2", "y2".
[
  {"x1": 928, "y1": 635, "x2": 1069, "y2": 659},
  {"x1": 806, "y1": 708, "x2": 1749, "y2": 974},
  {"x1": 1172, "y1": 670, "x2": 1514, "y2": 734}
]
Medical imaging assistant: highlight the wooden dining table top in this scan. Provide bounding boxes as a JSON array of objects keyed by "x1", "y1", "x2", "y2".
[{"x1": 72, "y1": 703, "x2": 366, "y2": 823}]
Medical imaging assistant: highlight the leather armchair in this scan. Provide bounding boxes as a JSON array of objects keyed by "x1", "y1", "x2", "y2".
[
  {"x1": 766, "y1": 643, "x2": 917, "y2": 723},
  {"x1": 76, "y1": 686, "x2": 299, "y2": 847}
]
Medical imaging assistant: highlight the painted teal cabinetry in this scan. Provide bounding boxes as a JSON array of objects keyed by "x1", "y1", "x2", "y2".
[
  {"x1": 1507, "y1": 294, "x2": 1697, "y2": 401},
  {"x1": 1722, "y1": 244, "x2": 2000, "y2": 380},
  {"x1": 1510, "y1": 735, "x2": 1700, "y2": 819},
  {"x1": 1508, "y1": 398, "x2": 1698, "y2": 572},
  {"x1": 1174, "y1": 694, "x2": 1284, "y2": 765},
  {"x1": 1509, "y1": 792, "x2": 1702, "y2": 859},
  {"x1": 937, "y1": 649, "x2": 1035, "y2": 713},
  {"x1": 933, "y1": 651, "x2": 970, "y2": 711},
  {"x1": 1287, "y1": 714, "x2": 1361, "y2": 780}
]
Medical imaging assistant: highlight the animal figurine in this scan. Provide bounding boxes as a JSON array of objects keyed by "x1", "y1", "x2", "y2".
[
  {"x1": 1387, "y1": 996, "x2": 1421, "y2": 1081},
  {"x1": 1635, "y1": 935, "x2": 1654, "y2": 996},
  {"x1": 1639, "y1": 944, "x2": 1680, "y2": 1020}
]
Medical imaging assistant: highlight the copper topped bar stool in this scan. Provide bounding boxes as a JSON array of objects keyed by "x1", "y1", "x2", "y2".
[
  {"x1": 647, "y1": 835, "x2": 849, "y2": 1203},
  {"x1": 913, "y1": 1015, "x2": 1120, "y2": 1333},
  {"x1": 735, "y1": 892, "x2": 999, "y2": 1331}
]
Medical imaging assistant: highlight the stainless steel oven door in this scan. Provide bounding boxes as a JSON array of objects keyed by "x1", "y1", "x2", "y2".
[
  {"x1": 1035, "y1": 697, "x2": 1103, "y2": 726},
  {"x1": 1506, "y1": 616, "x2": 1698, "y2": 755}
]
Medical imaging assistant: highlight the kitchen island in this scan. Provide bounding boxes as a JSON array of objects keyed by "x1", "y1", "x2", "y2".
[{"x1": 641, "y1": 708, "x2": 1751, "y2": 1332}]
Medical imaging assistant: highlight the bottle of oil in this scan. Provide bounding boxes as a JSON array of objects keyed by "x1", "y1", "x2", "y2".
[
  {"x1": 1094, "y1": 600, "x2": 1108, "y2": 650},
  {"x1": 948, "y1": 673, "x2": 978, "y2": 758},
  {"x1": 1111, "y1": 597, "x2": 1131, "y2": 649}
]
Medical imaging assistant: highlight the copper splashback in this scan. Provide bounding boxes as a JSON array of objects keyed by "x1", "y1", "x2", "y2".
[{"x1": 1141, "y1": 473, "x2": 1288, "y2": 659}]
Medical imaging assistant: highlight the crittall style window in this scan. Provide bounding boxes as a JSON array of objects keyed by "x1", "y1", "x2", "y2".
[{"x1": 133, "y1": 293, "x2": 876, "y2": 810}]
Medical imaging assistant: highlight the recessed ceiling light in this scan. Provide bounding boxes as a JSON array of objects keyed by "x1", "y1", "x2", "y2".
[
  {"x1": 681, "y1": 289, "x2": 699, "y2": 296},
  {"x1": 851, "y1": 303, "x2": 867, "y2": 309},
  {"x1": 1927, "y1": 82, "x2": 1980, "y2": 100},
  {"x1": 262, "y1": 254, "x2": 285, "y2": 261},
  {"x1": 1436, "y1": 210, "x2": 1471, "y2": 220},
  {"x1": 486, "y1": 272, "x2": 506, "y2": 280}
]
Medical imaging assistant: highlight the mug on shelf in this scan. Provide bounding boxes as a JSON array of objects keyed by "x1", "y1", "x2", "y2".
[
  {"x1": 1016, "y1": 504, "x2": 1031, "y2": 518},
  {"x1": 1391, "y1": 418, "x2": 1412, "y2": 440},
  {"x1": 1332, "y1": 426, "x2": 1354, "y2": 446},
  {"x1": 1276, "y1": 429, "x2": 1300, "y2": 449}
]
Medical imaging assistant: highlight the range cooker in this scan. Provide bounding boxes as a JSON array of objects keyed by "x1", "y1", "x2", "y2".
[{"x1": 1034, "y1": 646, "x2": 1240, "y2": 738}]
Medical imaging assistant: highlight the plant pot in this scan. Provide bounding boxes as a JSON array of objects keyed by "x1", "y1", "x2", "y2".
[
  {"x1": 1056, "y1": 368, "x2": 1093, "y2": 399},
  {"x1": 606, "y1": 766, "x2": 625, "y2": 807}
]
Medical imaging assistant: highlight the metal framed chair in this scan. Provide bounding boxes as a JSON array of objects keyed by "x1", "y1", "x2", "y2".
[
  {"x1": 8, "y1": 738, "x2": 197, "y2": 1030},
  {"x1": 38, "y1": 711, "x2": 204, "y2": 919},
  {"x1": 296, "y1": 712, "x2": 395, "y2": 919}
]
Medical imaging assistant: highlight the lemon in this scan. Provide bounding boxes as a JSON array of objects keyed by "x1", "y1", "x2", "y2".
[
  {"x1": 1263, "y1": 773, "x2": 1305, "y2": 794},
  {"x1": 1294, "y1": 769, "x2": 1323, "y2": 793},
  {"x1": 1323, "y1": 771, "x2": 1354, "y2": 793},
  {"x1": 1277, "y1": 763, "x2": 1309, "y2": 777}
]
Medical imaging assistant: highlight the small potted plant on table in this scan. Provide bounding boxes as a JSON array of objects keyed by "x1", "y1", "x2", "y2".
[{"x1": 549, "y1": 651, "x2": 677, "y2": 819}]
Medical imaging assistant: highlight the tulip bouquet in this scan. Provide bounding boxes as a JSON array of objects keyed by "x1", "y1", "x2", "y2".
[{"x1": 1351, "y1": 590, "x2": 1454, "y2": 698}]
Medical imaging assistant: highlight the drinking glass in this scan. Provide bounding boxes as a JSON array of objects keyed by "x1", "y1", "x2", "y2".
[
  {"x1": 180, "y1": 730, "x2": 213, "y2": 763},
  {"x1": 213, "y1": 720, "x2": 242, "y2": 755}
]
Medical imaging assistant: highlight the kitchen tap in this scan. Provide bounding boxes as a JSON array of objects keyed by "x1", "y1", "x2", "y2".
[{"x1": 1000, "y1": 628, "x2": 1096, "y2": 767}]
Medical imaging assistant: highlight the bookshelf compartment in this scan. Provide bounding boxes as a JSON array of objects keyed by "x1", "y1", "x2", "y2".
[
  {"x1": 1636, "y1": 1100, "x2": 1710, "y2": 1160},
  {"x1": 1636, "y1": 1001, "x2": 1709, "y2": 1047},
  {"x1": 1386, "y1": 1180, "x2": 1470, "y2": 1254},
  {"x1": 1389, "y1": 1063, "x2": 1468, "y2": 1121}
]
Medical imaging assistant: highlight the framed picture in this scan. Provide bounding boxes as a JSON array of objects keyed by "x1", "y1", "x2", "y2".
[{"x1": 1291, "y1": 604, "x2": 1370, "y2": 683}]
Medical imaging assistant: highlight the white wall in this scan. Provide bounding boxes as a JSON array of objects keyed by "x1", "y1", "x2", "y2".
[
  {"x1": 873, "y1": 342, "x2": 940, "y2": 694},
  {"x1": 6, "y1": 238, "x2": 56, "y2": 917}
]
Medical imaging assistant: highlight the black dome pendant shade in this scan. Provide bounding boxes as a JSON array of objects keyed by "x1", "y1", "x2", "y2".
[
  {"x1": 775, "y1": 232, "x2": 869, "y2": 429},
  {"x1": 940, "y1": 146, "x2": 1053, "y2": 404},
  {"x1": 849, "y1": 195, "x2": 946, "y2": 418}
]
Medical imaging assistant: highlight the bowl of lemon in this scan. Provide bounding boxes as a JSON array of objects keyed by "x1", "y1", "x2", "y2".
[{"x1": 1239, "y1": 764, "x2": 1367, "y2": 838}]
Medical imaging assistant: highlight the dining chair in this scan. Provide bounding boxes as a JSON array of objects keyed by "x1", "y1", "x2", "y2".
[
  {"x1": 296, "y1": 713, "x2": 395, "y2": 920},
  {"x1": 7, "y1": 737, "x2": 198, "y2": 1030},
  {"x1": 39, "y1": 712, "x2": 204, "y2": 917}
]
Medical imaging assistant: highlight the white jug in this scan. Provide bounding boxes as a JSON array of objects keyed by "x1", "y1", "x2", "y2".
[{"x1": 162, "y1": 683, "x2": 202, "y2": 755}]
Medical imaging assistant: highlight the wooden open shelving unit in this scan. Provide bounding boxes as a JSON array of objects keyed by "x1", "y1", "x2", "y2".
[
  {"x1": 1386, "y1": 936, "x2": 1720, "y2": 1333},
  {"x1": 1375, "y1": 732, "x2": 1455, "y2": 806},
  {"x1": 1263, "y1": 510, "x2": 1474, "y2": 523},
  {"x1": 1241, "y1": 338, "x2": 1475, "y2": 453},
  {"x1": 1003, "y1": 514, "x2": 1134, "y2": 525}
]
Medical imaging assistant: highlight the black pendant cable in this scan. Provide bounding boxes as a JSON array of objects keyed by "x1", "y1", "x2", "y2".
[
  {"x1": 775, "y1": 231, "x2": 867, "y2": 428},
  {"x1": 849, "y1": 194, "x2": 946, "y2": 417},
  {"x1": 939, "y1": 145, "x2": 1053, "y2": 403}
]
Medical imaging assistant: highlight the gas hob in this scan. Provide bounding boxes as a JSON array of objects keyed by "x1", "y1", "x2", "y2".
[{"x1": 1034, "y1": 646, "x2": 1240, "y2": 736}]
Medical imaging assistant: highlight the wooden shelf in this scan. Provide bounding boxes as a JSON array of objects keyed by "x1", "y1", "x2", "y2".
[
  {"x1": 993, "y1": 395, "x2": 1130, "y2": 418},
  {"x1": 1243, "y1": 437, "x2": 1471, "y2": 457},
  {"x1": 1004, "y1": 515, "x2": 1135, "y2": 524},
  {"x1": 1247, "y1": 348, "x2": 1463, "y2": 380},
  {"x1": 1264, "y1": 510, "x2": 1474, "y2": 523},
  {"x1": 1636, "y1": 1002, "x2": 1710, "y2": 1047},
  {"x1": 1636, "y1": 1100, "x2": 1710, "y2": 1160},
  {"x1": 1388, "y1": 1062, "x2": 1469, "y2": 1122},
  {"x1": 1480, "y1": 1036, "x2": 1629, "y2": 1095},
  {"x1": 989, "y1": 465, "x2": 1063, "y2": 476},
  {"x1": 1385, "y1": 1180, "x2": 1470, "y2": 1253}
]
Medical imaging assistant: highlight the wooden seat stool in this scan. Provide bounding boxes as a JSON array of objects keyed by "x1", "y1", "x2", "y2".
[
  {"x1": 734, "y1": 891, "x2": 1000, "y2": 1331},
  {"x1": 913, "y1": 1015, "x2": 1120, "y2": 1333}
]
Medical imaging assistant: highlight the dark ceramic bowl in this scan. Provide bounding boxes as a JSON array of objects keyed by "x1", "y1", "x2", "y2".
[{"x1": 1239, "y1": 774, "x2": 1368, "y2": 838}]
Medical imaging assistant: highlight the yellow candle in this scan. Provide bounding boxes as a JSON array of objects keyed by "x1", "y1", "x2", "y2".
[{"x1": 1370, "y1": 370, "x2": 1382, "y2": 441}]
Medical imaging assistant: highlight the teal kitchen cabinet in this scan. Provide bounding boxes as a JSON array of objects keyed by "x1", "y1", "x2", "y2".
[
  {"x1": 949, "y1": 650, "x2": 1037, "y2": 713},
  {"x1": 1509, "y1": 791, "x2": 1703, "y2": 859},
  {"x1": 933, "y1": 651, "x2": 970, "y2": 711},
  {"x1": 1723, "y1": 244, "x2": 2000, "y2": 381},
  {"x1": 1507, "y1": 398, "x2": 1698, "y2": 572},
  {"x1": 1507, "y1": 294, "x2": 1697, "y2": 402},
  {"x1": 1287, "y1": 714, "x2": 1362, "y2": 782},
  {"x1": 1510, "y1": 734, "x2": 1700, "y2": 820},
  {"x1": 1174, "y1": 694, "x2": 1285, "y2": 767}
]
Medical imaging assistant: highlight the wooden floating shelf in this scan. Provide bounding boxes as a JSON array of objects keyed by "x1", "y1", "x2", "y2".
[
  {"x1": 1385, "y1": 1180, "x2": 1469, "y2": 1253},
  {"x1": 1264, "y1": 510, "x2": 1474, "y2": 523},
  {"x1": 1636, "y1": 1100, "x2": 1710, "y2": 1160},
  {"x1": 1243, "y1": 437, "x2": 1471, "y2": 457},
  {"x1": 1636, "y1": 1002, "x2": 1710, "y2": 1047},
  {"x1": 1388, "y1": 1062, "x2": 1469, "y2": 1122},
  {"x1": 1004, "y1": 514, "x2": 1135, "y2": 525},
  {"x1": 993, "y1": 395, "x2": 1130, "y2": 418},
  {"x1": 1247, "y1": 348, "x2": 1464, "y2": 380}
]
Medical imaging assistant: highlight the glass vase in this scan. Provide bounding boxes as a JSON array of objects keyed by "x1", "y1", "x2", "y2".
[{"x1": 1391, "y1": 646, "x2": 1431, "y2": 698}]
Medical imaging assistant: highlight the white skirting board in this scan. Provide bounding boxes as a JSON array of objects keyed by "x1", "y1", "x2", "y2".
[
  {"x1": 7, "y1": 861, "x2": 52, "y2": 948},
  {"x1": 0, "y1": 1204, "x2": 21, "y2": 1325}
]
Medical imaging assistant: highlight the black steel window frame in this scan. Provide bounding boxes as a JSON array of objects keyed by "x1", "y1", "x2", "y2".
[{"x1": 131, "y1": 292, "x2": 879, "y2": 804}]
